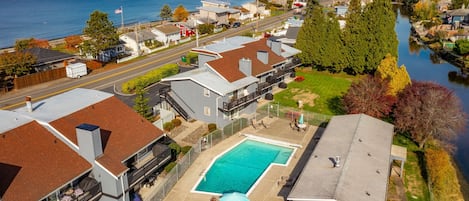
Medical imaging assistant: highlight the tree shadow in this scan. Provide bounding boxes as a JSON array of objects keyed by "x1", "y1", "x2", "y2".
[
  {"x1": 415, "y1": 150, "x2": 428, "y2": 183},
  {"x1": 327, "y1": 96, "x2": 345, "y2": 115}
]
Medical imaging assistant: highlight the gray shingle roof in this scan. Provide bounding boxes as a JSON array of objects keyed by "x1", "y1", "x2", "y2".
[{"x1": 24, "y1": 47, "x2": 75, "y2": 65}]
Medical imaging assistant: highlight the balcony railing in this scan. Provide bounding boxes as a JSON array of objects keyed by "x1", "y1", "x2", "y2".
[
  {"x1": 127, "y1": 148, "x2": 171, "y2": 187},
  {"x1": 285, "y1": 58, "x2": 302, "y2": 69},
  {"x1": 58, "y1": 181, "x2": 102, "y2": 201},
  {"x1": 75, "y1": 182, "x2": 102, "y2": 201},
  {"x1": 221, "y1": 91, "x2": 260, "y2": 112}
]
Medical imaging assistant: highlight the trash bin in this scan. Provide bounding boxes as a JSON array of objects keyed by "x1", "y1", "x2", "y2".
[{"x1": 181, "y1": 56, "x2": 187, "y2": 63}]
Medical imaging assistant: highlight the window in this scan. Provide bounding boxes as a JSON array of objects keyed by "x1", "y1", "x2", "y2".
[
  {"x1": 204, "y1": 88, "x2": 210, "y2": 97},
  {"x1": 204, "y1": 106, "x2": 211, "y2": 116}
]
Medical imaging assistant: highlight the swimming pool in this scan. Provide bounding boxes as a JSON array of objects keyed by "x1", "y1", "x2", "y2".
[{"x1": 193, "y1": 138, "x2": 295, "y2": 195}]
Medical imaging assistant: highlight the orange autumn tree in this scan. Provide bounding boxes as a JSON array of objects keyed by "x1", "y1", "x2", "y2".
[
  {"x1": 65, "y1": 35, "x2": 83, "y2": 50},
  {"x1": 375, "y1": 53, "x2": 411, "y2": 96},
  {"x1": 173, "y1": 4, "x2": 189, "y2": 22}
]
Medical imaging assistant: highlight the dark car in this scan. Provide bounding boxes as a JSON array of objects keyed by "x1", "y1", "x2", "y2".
[{"x1": 232, "y1": 22, "x2": 241, "y2": 28}]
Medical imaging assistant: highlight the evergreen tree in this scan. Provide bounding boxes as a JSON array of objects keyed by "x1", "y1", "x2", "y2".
[
  {"x1": 296, "y1": 1, "x2": 324, "y2": 67},
  {"x1": 81, "y1": 11, "x2": 119, "y2": 60},
  {"x1": 362, "y1": 0, "x2": 398, "y2": 73},
  {"x1": 323, "y1": 16, "x2": 346, "y2": 72},
  {"x1": 133, "y1": 83, "x2": 153, "y2": 121},
  {"x1": 342, "y1": 0, "x2": 367, "y2": 74},
  {"x1": 160, "y1": 4, "x2": 172, "y2": 21}
]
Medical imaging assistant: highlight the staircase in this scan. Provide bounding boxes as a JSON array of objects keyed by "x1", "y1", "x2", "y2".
[{"x1": 159, "y1": 87, "x2": 193, "y2": 121}]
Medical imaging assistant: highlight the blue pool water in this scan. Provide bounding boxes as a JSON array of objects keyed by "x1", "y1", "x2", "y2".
[{"x1": 194, "y1": 139, "x2": 294, "y2": 194}]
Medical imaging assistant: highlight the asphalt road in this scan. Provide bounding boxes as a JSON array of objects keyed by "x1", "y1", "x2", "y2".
[{"x1": 0, "y1": 11, "x2": 295, "y2": 110}]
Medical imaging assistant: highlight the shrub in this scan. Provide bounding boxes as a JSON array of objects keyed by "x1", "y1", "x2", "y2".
[
  {"x1": 169, "y1": 142, "x2": 181, "y2": 155},
  {"x1": 294, "y1": 76, "x2": 305, "y2": 82},
  {"x1": 65, "y1": 35, "x2": 83, "y2": 49},
  {"x1": 171, "y1": 118, "x2": 182, "y2": 127},
  {"x1": 86, "y1": 60, "x2": 103, "y2": 70},
  {"x1": 425, "y1": 147, "x2": 464, "y2": 201},
  {"x1": 121, "y1": 63, "x2": 179, "y2": 93},
  {"x1": 164, "y1": 161, "x2": 177, "y2": 173},
  {"x1": 163, "y1": 122, "x2": 174, "y2": 131},
  {"x1": 208, "y1": 123, "x2": 217, "y2": 132},
  {"x1": 198, "y1": 23, "x2": 214, "y2": 34},
  {"x1": 186, "y1": 52, "x2": 198, "y2": 65},
  {"x1": 181, "y1": 146, "x2": 192, "y2": 155}
]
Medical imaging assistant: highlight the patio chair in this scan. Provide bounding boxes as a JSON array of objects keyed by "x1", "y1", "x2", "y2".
[
  {"x1": 251, "y1": 119, "x2": 258, "y2": 129},
  {"x1": 260, "y1": 120, "x2": 269, "y2": 128}
]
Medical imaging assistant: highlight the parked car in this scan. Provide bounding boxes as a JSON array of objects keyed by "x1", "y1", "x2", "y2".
[{"x1": 232, "y1": 22, "x2": 241, "y2": 28}]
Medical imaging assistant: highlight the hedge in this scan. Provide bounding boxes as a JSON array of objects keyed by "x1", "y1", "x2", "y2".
[
  {"x1": 164, "y1": 162, "x2": 177, "y2": 173},
  {"x1": 121, "y1": 63, "x2": 179, "y2": 93},
  {"x1": 425, "y1": 148, "x2": 464, "y2": 201}
]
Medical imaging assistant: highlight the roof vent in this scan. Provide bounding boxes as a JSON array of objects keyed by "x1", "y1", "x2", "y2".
[{"x1": 334, "y1": 156, "x2": 341, "y2": 168}]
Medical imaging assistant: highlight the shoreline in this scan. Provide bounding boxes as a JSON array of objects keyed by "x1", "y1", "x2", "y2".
[{"x1": 410, "y1": 20, "x2": 469, "y2": 200}]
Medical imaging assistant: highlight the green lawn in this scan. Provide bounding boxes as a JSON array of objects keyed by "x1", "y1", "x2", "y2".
[
  {"x1": 393, "y1": 134, "x2": 431, "y2": 201},
  {"x1": 274, "y1": 69, "x2": 356, "y2": 115}
]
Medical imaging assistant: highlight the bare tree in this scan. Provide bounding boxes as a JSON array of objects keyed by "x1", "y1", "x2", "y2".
[
  {"x1": 342, "y1": 75, "x2": 396, "y2": 118},
  {"x1": 394, "y1": 81, "x2": 467, "y2": 149}
]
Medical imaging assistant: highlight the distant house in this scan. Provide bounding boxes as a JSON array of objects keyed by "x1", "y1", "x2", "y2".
[
  {"x1": 335, "y1": 6, "x2": 348, "y2": 17},
  {"x1": 233, "y1": 6, "x2": 253, "y2": 21},
  {"x1": 242, "y1": 2, "x2": 270, "y2": 17},
  {"x1": 0, "y1": 110, "x2": 95, "y2": 201},
  {"x1": 175, "y1": 20, "x2": 197, "y2": 37},
  {"x1": 120, "y1": 29, "x2": 158, "y2": 55},
  {"x1": 152, "y1": 25, "x2": 181, "y2": 45},
  {"x1": 287, "y1": 114, "x2": 406, "y2": 201},
  {"x1": 23, "y1": 47, "x2": 76, "y2": 72},
  {"x1": 446, "y1": 8, "x2": 469, "y2": 28},
  {"x1": 197, "y1": 0, "x2": 241, "y2": 26},
  {"x1": 13, "y1": 88, "x2": 171, "y2": 201},
  {"x1": 160, "y1": 36, "x2": 301, "y2": 127}
]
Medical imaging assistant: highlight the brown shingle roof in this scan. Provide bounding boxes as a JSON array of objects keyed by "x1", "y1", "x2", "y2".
[
  {"x1": 155, "y1": 24, "x2": 180, "y2": 35},
  {"x1": 0, "y1": 121, "x2": 91, "y2": 201},
  {"x1": 50, "y1": 96, "x2": 163, "y2": 176},
  {"x1": 207, "y1": 38, "x2": 285, "y2": 82}
]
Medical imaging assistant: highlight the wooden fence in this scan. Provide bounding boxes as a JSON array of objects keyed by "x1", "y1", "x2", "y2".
[{"x1": 14, "y1": 68, "x2": 66, "y2": 89}]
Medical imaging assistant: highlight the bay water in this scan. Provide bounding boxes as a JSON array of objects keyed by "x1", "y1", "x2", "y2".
[{"x1": 0, "y1": 0, "x2": 250, "y2": 48}]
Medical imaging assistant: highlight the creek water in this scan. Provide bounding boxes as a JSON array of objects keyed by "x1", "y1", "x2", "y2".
[{"x1": 396, "y1": 10, "x2": 469, "y2": 187}]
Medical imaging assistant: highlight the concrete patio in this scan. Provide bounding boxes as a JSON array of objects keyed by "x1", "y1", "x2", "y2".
[{"x1": 155, "y1": 117, "x2": 324, "y2": 201}]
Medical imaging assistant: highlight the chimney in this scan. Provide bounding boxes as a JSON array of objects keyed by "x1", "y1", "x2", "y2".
[
  {"x1": 271, "y1": 41, "x2": 282, "y2": 56},
  {"x1": 257, "y1": 50, "x2": 269, "y2": 64},
  {"x1": 239, "y1": 58, "x2": 252, "y2": 76},
  {"x1": 334, "y1": 156, "x2": 341, "y2": 168},
  {"x1": 76, "y1": 123, "x2": 103, "y2": 162},
  {"x1": 266, "y1": 39, "x2": 272, "y2": 48},
  {"x1": 25, "y1": 96, "x2": 32, "y2": 112}
]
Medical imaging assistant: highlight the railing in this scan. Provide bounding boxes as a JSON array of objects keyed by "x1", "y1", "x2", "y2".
[
  {"x1": 285, "y1": 57, "x2": 302, "y2": 69},
  {"x1": 159, "y1": 87, "x2": 192, "y2": 121},
  {"x1": 221, "y1": 91, "x2": 260, "y2": 112},
  {"x1": 127, "y1": 149, "x2": 171, "y2": 186},
  {"x1": 75, "y1": 182, "x2": 102, "y2": 201}
]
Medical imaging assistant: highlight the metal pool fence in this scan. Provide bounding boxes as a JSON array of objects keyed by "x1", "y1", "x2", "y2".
[{"x1": 146, "y1": 105, "x2": 331, "y2": 200}]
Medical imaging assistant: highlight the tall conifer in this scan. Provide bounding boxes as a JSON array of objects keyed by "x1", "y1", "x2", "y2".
[{"x1": 342, "y1": 0, "x2": 367, "y2": 74}]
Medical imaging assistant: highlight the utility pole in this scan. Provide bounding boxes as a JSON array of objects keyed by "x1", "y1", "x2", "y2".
[{"x1": 256, "y1": 0, "x2": 259, "y2": 33}]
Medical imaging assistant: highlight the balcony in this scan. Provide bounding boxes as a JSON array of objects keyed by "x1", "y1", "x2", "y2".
[
  {"x1": 127, "y1": 145, "x2": 171, "y2": 187},
  {"x1": 59, "y1": 178, "x2": 102, "y2": 201},
  {"x1": 221, "y1": 91, "x2": 260, "y2": 112},
  {"x1": 285, "y1": 57, "x2": 302, "y2": 69}
]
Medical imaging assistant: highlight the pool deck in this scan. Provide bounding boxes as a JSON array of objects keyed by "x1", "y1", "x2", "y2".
[{"x1": 160, "y1": 117, "x2": 324, "y2": 201}]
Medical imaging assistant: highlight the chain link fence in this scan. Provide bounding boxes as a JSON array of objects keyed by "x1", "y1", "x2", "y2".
[{"x1": 256, "y1": 103, "x2": 332, "y2": 127}]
